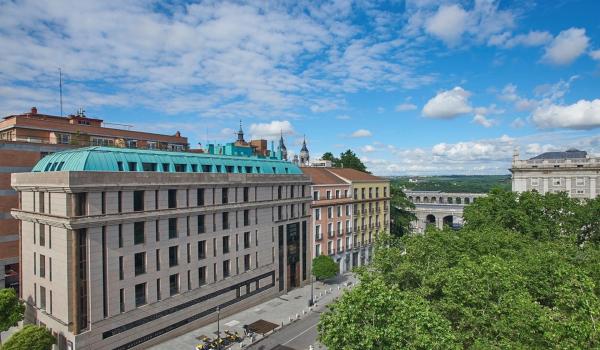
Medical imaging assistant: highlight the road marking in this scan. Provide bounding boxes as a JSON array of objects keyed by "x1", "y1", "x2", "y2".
[{"x1": 283, "y1": 321, "x2": 318, "y2": 345}]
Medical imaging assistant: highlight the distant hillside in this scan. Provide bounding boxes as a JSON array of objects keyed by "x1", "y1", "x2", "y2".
[{"x1": 390, "y1": 175, "x2": 511, "y2": 193}]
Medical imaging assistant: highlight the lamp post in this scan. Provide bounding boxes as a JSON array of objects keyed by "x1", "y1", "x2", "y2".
[
  {"x1": 308, "y1": 274, "x2": 314, "y2": 306},
  {"x1": 216, "y1": 305, "x2": 221, "y2": 350}
]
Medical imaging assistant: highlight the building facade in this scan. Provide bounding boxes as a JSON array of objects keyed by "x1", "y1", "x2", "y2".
[
  {"x1": 0, "y1": 108, "x2": 189, "y2": 291},
  {"x1": 302, "y1": 168, "x2": 354, "y2": 273},
  {"x1": 302, "y1": 167, "x2": 390, "y2": 268},
  {"x1": 12, "y1": 146, "x2": 311, "y2": 350},
  {"x1": 511, "y1": 149, "x2": 600, "y2": 199}
]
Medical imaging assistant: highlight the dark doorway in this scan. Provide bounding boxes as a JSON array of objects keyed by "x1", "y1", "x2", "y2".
[
  {"x1": 443, "y1": 215, "x2": 453, "y2": 228},
  {"x1": 286, "y1": 223, "x2": 300, "y2": 290},
  {"x1": 426, "y1": 214, "x2": 436, "y2": 227}
]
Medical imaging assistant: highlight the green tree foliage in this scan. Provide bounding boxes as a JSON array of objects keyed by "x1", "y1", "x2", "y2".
[
  {"x1": 392, "y1": 175, "x2": 511, "y2": 193},
  {"x1": 1, "y1": 325, "x2": 55, "y2": 350},
  {"x1": 320, "y1": 150, "x2": 367, "y2": 172},
  {"x1": 0, "y1": 288, "x2": 24, "y2": 334},
  {"x1": 312, "y1": 255, "x2": 338, "y2": 281},
  {"x1": 318, "y1": 190, "x2": 600, "y2": 349},
  {"x1": 389, "y1": 186, "x2": 415, "y2": 237}
]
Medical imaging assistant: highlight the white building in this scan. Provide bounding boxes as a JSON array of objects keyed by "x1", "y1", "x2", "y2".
[{"x1": 511, "y1": 149, "x2": 599, "y2": 199}]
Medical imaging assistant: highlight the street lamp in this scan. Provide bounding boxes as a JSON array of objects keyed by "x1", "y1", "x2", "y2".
[
  {"x1": 308, "y1": 275, "x2": 314, "y2": 306},
  {"x1": 216, "y1": 305, "x2": 221, "y2": 350}
]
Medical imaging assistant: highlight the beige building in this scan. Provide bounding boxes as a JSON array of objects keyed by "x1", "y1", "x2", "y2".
[
  {"x1": 11, "y1": 146, "x2": 311, "y2": 350},
  {"x1": 511, "y1": 149, "x2": 599, "y2": 199}
]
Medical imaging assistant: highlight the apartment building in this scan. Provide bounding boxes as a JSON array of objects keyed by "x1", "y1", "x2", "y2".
[
  {"x1": 11, "y1": 145, "x2": 311, "y2": 350},
  {"x1": 0, "y1": 107, "x2": 188, "y2": 292},
  {"x1": 511, "y1": 149, "x2": 599, "y2": 199},
  {"x1": 302, "y1": 168, "x2": 354, "y2": 273},
  {"x1": 326, "y1": 168, "x2": 390, "y2": 266}
]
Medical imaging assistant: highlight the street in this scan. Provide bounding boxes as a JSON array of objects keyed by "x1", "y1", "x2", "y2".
[{"x1": 247, "y1": 311, "x2": 324, "y2": 350}]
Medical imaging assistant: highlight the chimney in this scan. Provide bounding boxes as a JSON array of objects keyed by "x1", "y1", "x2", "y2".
[
  {"x1": 31, "y1": 107, "x2": 38, "y2": 115},
  {"x1": 175, "y1": 131, "x2": 181, "y2": 137}
]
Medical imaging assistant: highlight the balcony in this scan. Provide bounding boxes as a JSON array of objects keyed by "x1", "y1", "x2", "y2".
[
  {"x1": 337, "y1": 230, "x2": 344, "y2": 237},
  {"x1": 315, "y1": 233, "x2": 323, "y2": 241},
  {"x1": 328, "y1": 230, "x2": 335, "y2": 238}
]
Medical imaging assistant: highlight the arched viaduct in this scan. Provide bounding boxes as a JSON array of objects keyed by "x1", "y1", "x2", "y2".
[{"x1": 405, "y1": 190, "x2": 487, "y2": 233}]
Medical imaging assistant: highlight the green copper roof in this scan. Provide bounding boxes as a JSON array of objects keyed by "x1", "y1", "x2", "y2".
[{"x1": 32, "y1": 147, "x2": 302, "y2": 175}]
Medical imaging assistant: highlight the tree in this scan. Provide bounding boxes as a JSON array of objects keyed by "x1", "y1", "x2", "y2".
[
  {"x1": 338, "y1": 150, "x2": 367, "y2": 172},
  {"x1": 389, "y1": 186, "x2": 415, "y2": 236},
  {"x1": 320, "y1": 152, "x2": 340, "y2": 167},
  {"x1": 0, "y1": 288, "x2": 24, "y2": 336},
  {"x1": 1, "y1": 324, "x2": 55, "y2": 350},
  {"x1": 312, "y1": 255, "x2": 338, "y2": 281},
  {"x1": 318, "y1": 191, "x2": 600, "y2": 349},
  {"x1": 320, "y1": 150, "x2": 367, "y2": 172}
]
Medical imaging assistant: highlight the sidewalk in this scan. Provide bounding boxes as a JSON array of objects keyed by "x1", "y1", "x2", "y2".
[{"x1": 150, "y1": 273, "x2": 357, "y2": 350}]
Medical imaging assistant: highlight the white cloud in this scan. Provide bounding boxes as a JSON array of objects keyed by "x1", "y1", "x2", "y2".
[
  {"x1": 532, "y1": 99, "x2": 600, "y2": 129},
  {"x1": 351, "y1": 129, "x2": 373, "y2": 138},
  {"x1": 510, "y1": 118, "x2": 526, "y2": 128},
  {"x1": 425, "y1": 4, "x2": 468, "y2": 46},
  {"x1": 336, "y1": 115, "x2": 351, "y2": 120},
  {"x1": 490, "y1": 30, "x2": 552, "y2": 48},
  {"x1": 591, "y1": 50, "x2": 600, "y2": 61},
  {"x1": 500, "y1": 84, "x2": 537, "y2": 111},
  {"x1": 249, "y1": 120, "x2": 294, "y2": 140},
  {"x1": 361, "y1": 145, "x2": 376, "y2": 153},
  {"x1": 422, "y1": 87, "x2": 472, "y2": 119},
  {"x1": 472, "y1": 114, "x2": 497, "y2": 128},
  {"x1": 395, "y1": 103, "x2": 418, "y2": 111},
  {"x1": 543, "y1": 28, "x2": 589, "y2": 65}
]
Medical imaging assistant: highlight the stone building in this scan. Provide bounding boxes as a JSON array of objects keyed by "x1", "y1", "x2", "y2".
[
  {"x1": 11, "y1": 145, "x2": 311, "y2": 350},
  {"x1": 302, "y1": 167, "x2": 354, "y2": 273},
  {"x1": 0, "y1": 107, "x2": 188, "y2": 291},
  {"x1": 511, "y1": 149, "x2": 600, "y2": 199}
]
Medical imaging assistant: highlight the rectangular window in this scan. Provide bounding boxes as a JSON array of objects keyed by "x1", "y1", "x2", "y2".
[
  {"x1": 553, "y1": 178, "x2": 562, "y2": 186},
  {"x1": 133, "y1": 191, "x2": 144, "y2": 211},
  {"x1": 118, "y1": 224, "x2": 123, "y2": 248},
  {"x1": 118, "y1": 256, "x2": 124, "y2": 280},
  {"x1": 222, "y1": 212, "x2": 229, "y2": 230},
  {"x1": 134, "y1": 222, "x2": 145, "y2": 245},
  {"x1": 244, "y1": 254, "x2": 250, "y2": 272},
  {"x1": 135, "y1": 283, "x2": 146, "y2": 307},
  {"x1": 222, "y1": 188, "x2": 228, "y2": 204},
  {"x1": 223, "y1": 260, "x2": 230, "y2": 278},
  {"x1": 198, "y1": 240, "x2": 206, "y2": 259},
  {"x1": 242, "y1": 231, "x2": 250, "y2": 249},
  {"x1": 243, "y1": 187, "x2": 249, "y2": 202},
  {"x1": 156, "y1": 249, "x2": 160, "y2": 271},
  {"x1": 222, "y1": 236, "x2": 230, "y2": 254},
  {"x1": 197, "y1": 215, "x2": 205, "y2": 234},
  {"x1": 198, "y1": 266, "x2": 206, "y2": 286},
  {"x1": 168, "y1": 189, "x2": 177, "y2": 208},
  {"x1": 315, "y1": 244, "x2": 321, "y2": 256},
  {"x1": 156, "y1": 279, "x2": 161, "y2": 301},
  {"x1": 155, "y1": 190, "x2": 159, "y2": 209},
  {"x1": 197, "y1": 189, "x2": 204, "y2": 206},
  {"x1": 119, "y1": 288, "x2": 125, "y2": 313},
  {"x1": 313, "y1": 191, "x2": 319, "y2": 200},
  {"x1": 576, "y1": 177, "x2": 585, "y2": 186},
  {"x1": 326, "y1": 190, "x2": 332, "y2": 199},
  {"x1": 328, "y1": 207, "x2": 333, "y2": 219},
  {"x1": 174, "y1": 164, "x2": 186, "y2": 172},
  {"x1": 531, "y1": 178, "x2": 539, "y2": 186},
  {"x1": 244, "y1": 210, "x2": 250, "y2": 226},
  {"x1": 117, "y1": 161, "x2": 124, "y2": 171},
  {"x1": 74, "y1": 192, "x2": 87, "y2": 216},
  {"x1": 39, "y1": 254, "x2": 45, "y2": 278},
  {"x1": 39, "y1": 224, "x2": 45, "y2": 247},
  {"x1": 101, "y1": 192, "x2": 106, "y2": 214},
  {"x1": 162, "y1": 163, "x2": 170, "y2": 172},
  {"x1": 118, "y1": 191, "x2": 122, "y2": 213},
  {"x1": 128, "y1": 162, "x2": 137, "y2": 171},
  {"x1": 142, "y1": 162, "x2": 157, "y2": 171},
  {"x1": 169, "y1": 218, "x2": 178, "y2": 239},
  {"x1": 278, "y1": 186, "x2": 282, "y2": 199},
  {"x1": 169, "y1": 274, "x2": 179, "y2": 296},
  {"x1": 40, "y1": 286, "x2": 46, "y2": 311},
  {"x1": 335, "y1": 190, "x2": 340, "y2": 198},
  {"x1": 337, "y1": 205, "x2": 342, "y2": 217},
  {"x1": 134, "y1": 252, "x2": 146, "y2": 276},
  {"x1": 187, "y1": 243, "x2": 191, "y2": 263},
  {"x1": 49, "y1": 257, "x2": 52, "y2": 281},
  {"x1": 169, "y1": 246, "x2": 178, "y2": 267},
  {"x1": 315, "y1": 208, "x2": 320, "y2": 220}
]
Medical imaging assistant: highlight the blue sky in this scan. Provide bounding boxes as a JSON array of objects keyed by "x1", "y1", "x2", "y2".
[{"x1": 1, "y1": 0, "x2": 599, "y2": 175}]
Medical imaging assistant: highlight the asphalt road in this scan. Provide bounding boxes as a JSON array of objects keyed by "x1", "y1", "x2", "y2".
[{"x1": 246, "y1": 311, "x2": 323, "y2": 350}]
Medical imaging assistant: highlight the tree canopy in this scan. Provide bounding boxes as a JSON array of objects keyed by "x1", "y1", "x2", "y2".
[
  {"x1": 1, "y1": 325, "x2": 55, "y2": 350},
  {"x1": 320, "y1": 150, "x2": 367, "y2": 172},
  {"x1": 318, "y1": 190, "x2": 600, "y2": 349},
  {"x1": 312, "y1": 255, "x2": 338, "y2": 281},
  {"x1": 389, "y1": 186, "x2": 415, "y2": 237},
  {"x1": 0, "y1": 288, "x2": 24, "y2": 334}
]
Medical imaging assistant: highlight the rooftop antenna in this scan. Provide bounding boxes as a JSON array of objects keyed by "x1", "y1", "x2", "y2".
[{"x1": 58, "y1": 68, "x2": 63, "y2": 117}]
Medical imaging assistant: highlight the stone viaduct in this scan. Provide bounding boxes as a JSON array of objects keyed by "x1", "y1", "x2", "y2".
[{"x1": 405, "y1": 190, "x2": 487, "y2": 233}]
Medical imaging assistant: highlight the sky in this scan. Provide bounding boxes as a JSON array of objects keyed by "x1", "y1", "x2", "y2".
[{"x1": 1, "y1": 0, "x2": 600, "y2": 176}]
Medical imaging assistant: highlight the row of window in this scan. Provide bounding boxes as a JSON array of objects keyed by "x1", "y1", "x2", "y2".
[
  {"x1": 126, "y1": 253, "x2": 259, "y2": 310},
  {"x1": 33, "y1": 283, "x2": 52, "y2": 315},
  {"x1": 314, "y1": 233, "x2": 374, "y2": 256},
  {"x1": 114, "y1": 160, "x2": 289, "y2": 175},
  {"x1": 530, "y1": 177, "x2": 588, "y2": 187},
  {"x1": 33, "y1": 252, "x2": 52, "y2": 281},
  {"x1": 313, "y1": 205, "x2": 352, "y2": 220},
  {"x1": 70, "y1": 185, "x2": 306, "y2": 216},
  {"x1": 122, "y1": 232, "x2": 258, "y2": 279}
]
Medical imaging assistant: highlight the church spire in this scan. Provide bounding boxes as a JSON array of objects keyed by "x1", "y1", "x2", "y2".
[{"x1": 237, "y1": 120, "x2": 245, "y2": 143}]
